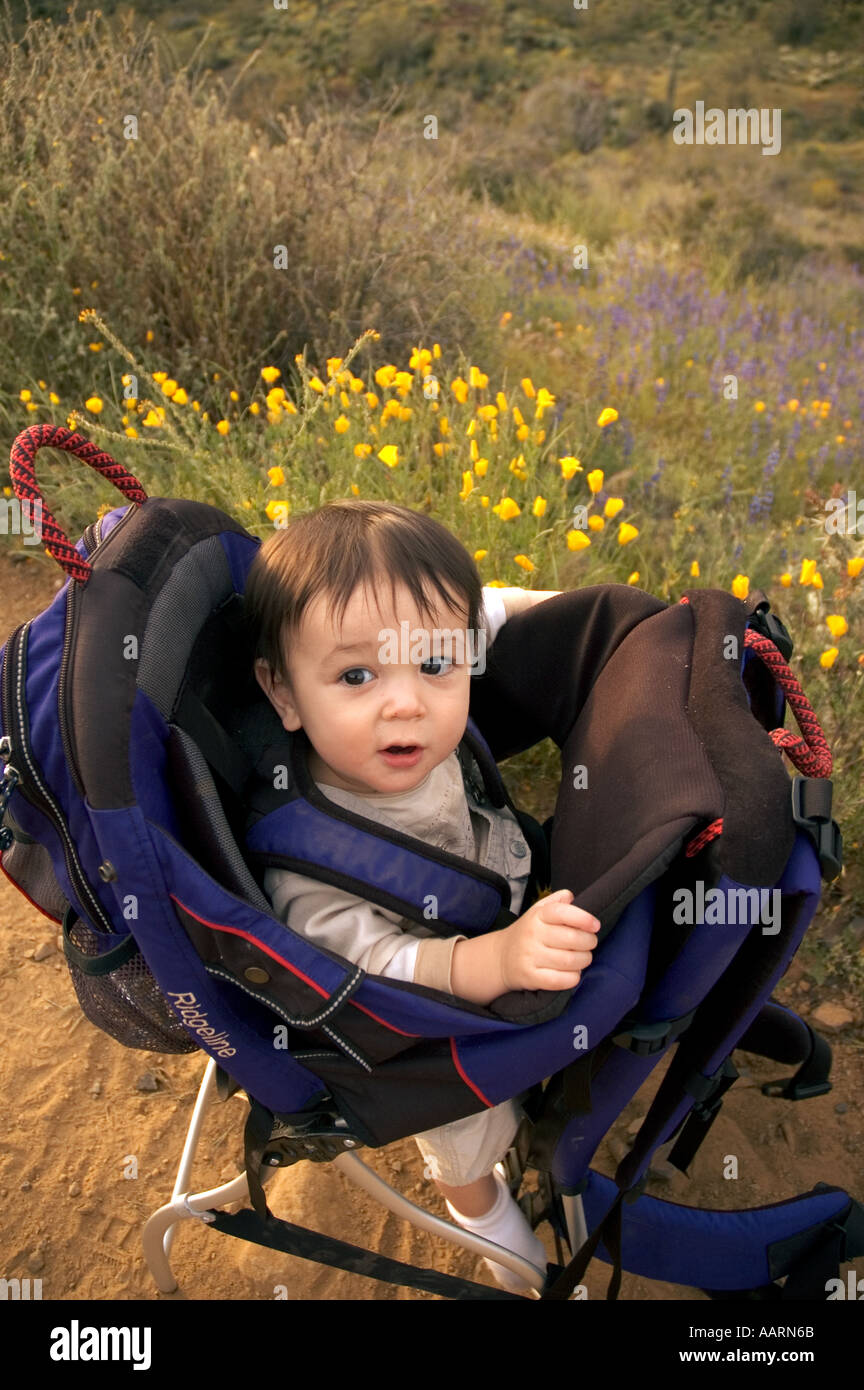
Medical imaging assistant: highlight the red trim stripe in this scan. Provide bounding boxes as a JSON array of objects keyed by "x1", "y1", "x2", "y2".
[
  {"x1": 171, "y1": 894, "x2": 421, "y2": 1036},
  {"x1": 348, "y1": 997, "x2": 420, "y2": 1036},
  {"x1": 170, "y1": 894, "x2": 328, "y2": 998},
  {"x1": 450, "y1": 1036, "x2": 493, "y2": 1107}
]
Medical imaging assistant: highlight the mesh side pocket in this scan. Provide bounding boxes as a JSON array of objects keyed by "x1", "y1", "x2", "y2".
[{"x1": 64, "y1": 910, "x2": 198, "y2": 1054}]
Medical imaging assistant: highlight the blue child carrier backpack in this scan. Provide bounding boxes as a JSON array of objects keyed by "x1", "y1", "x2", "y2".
[{"x1": 2, "y1": 423, "x2": 862, "y2": 1302}]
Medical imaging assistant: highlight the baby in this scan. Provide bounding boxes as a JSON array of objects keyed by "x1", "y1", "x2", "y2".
[{"x1": 245, "y1": 498, "x2": 600, "y2": 1293}]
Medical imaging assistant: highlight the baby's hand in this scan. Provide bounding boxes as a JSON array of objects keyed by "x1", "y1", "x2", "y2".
[{"x1": 498, "y1": 889, "x2": 599, "y2": 994}]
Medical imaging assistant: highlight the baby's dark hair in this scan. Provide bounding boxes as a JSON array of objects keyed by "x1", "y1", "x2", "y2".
[{"x1": 243, "y1": 498, "x2": 483, "y2": 684}]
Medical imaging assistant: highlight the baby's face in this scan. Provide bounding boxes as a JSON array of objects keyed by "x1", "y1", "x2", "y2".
[{"x1": 256, "y1": 580, "x2": 474, "y2": 795}]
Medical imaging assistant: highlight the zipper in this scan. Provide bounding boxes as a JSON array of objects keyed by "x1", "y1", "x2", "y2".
[{"x1": 0, "y1": 501, "x2": 141, "y2": 932}]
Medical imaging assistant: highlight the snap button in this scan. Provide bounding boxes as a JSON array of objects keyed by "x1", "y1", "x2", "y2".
[
  {"x1": 511, "y1": 841, "x2": 528, "y2": 858},
  {"x1": 244, "y1": 966, "x2": 270, "y2": 984}
]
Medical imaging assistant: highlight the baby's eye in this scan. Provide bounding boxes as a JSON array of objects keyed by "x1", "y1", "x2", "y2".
[
  {"x1": 339, "y1": 667, "x2": 374, "y2": 686},
  {"x1": 421, "y1": 656, "x2": 455, "y2": 676}
]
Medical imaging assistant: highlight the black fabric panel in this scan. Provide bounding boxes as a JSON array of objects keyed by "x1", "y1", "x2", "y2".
[{"x1": 295, "y1": 1040, "x2": 504, "y2": 1146}]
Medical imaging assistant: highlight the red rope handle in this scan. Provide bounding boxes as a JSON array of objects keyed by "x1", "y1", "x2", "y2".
[
  {"x1": 8, "y1": 423, "x2": 148, "y2": 585},
  {"x1": 678, "y1": 596, "x2": 832, "y2": 858}
]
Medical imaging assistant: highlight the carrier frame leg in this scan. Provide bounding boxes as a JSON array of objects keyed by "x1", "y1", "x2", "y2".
[{"x1": 142, "y1": 1058, "x2": 555, "y2": 1297}]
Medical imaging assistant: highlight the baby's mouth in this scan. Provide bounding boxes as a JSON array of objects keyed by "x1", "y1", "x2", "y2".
[{"x1": 382, "y1": 744, "x2": 419, "y2": 752}]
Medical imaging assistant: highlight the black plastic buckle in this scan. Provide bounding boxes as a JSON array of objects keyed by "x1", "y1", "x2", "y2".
[
  {"x1": 747, "y1": 604, "x2": 794, "y2": 661},
  {"x1": 262, "y1": 1109, "x2": 364, "y2": 1167},
  {"x1": 612, "y1": 1007, "x2": 697, "y2": 1056},
  {"x1": 791, "y1": 776, "x2": 843, "y2": 881}
]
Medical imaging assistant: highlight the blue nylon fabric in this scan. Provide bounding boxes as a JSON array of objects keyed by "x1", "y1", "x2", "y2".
[
  {"x1": 150, "y1": 825, "x2": 362, "y2": 1000},
  {"x1": 218, "y1": 528, "x2": 260, "y2": 594},
  {"x1": 85, "y1": 803, "x2": 327, "y2": 1113},
  {"x1": 450, "y1": 885, "x2": 655, "y2": 1104},
  {"x1": 248, "y1": 800, "x2": 506, "y2": 936},
  {"x1": 581, "y1": 1168, "x2": 851, "y2": 1288},
  {"x1": 22, "y1": 598, "x2": 119, "y2": 929},
  {"x1": 623, "y1": 835, "x2": 822, "y2": 1191}
]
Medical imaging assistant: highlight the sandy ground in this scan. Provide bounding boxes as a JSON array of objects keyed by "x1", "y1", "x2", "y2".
[{"x1": 1, "y1": 547, "x2": 862, "y2": 1302}]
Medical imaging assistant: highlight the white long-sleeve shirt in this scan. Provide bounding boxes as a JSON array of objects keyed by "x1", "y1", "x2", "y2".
[{"x1": 263, "y1": 586, "x2": 532, "y2": 995}]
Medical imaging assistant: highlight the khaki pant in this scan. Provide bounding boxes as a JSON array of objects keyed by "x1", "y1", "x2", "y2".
[{"x1": 412, "y1": 1098, "x2": 522, "y2": 1186}]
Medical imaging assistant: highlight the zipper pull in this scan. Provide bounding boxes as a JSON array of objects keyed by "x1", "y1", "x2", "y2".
[{"x1": 0, "y1": 739, "x2": 21, "y2": 850}]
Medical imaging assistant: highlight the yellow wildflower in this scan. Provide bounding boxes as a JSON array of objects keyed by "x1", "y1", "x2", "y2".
[
  {"x1": 439, "y1": 417, "x2": 450, "y2": 436},
  {"x1": 334, "y1": 415, "x2": 350, "y2": 434},
  {"x1": 261, "y1": 366, "x2": 281, "y2": 384},
  {"x1": 374, "y1": 365, "x2": 397, "y2": 389},
  {"x1": 690, "y1": 560, "x2": 700, "y2": 578},
  {"x1": 326, "y1": 357, "x2": 343, "y2": 378},
  {"x1": 532, "y1": 497, "x2": 547, "y2": 518},
  {"x1": 265, "y1": 501, "x2": 290, "y2": 526},
  {"x1": 141, "y1": 409, "x2": 161, "y2": 427},
  {"x1": 172, "y1": 388, "x2": 188, "y2": 405},
  {"x1": 474, "y1": 459, "x2": 488, "y2": 477},
  {"x1": 350, "y1": 484, "x2": 360, "y2": 496},
  {"x1": 469, "y1": 366, "x2": 488, "y2": 390},
  {"x1": 826, "y1": 615, "x2": 848, "y2": 639},
  {"x1": 787, "y1": 399, "x2": 799, "y2": 411},
  {"x1": 597, "y1": 407, "x2": 618, "y2": 428},
  {"x1": 618, "y1": 523, "x2": 639, "y2": 546},
  {"x1": 216, "y1": 419, "x2": 230, "y2": 436},
  {"x1": 812, "y1": 572, "x2": 824, "y2": 589},
  {"x1": 496, "y1": 392, "x2": 508, "y2": 413},
  {"x1": 394, "y1": 371, "x2": 413, "y2": 396},
  {"x1": 19, "y1": 388, "x2": 31, "y2": 402},
  {"x1": 308, "y1": 376, "x2": 325, "y2": 394},
  {"x1": 249, "y1": 402, "x2": 260, "y2": 415},
  {"x1": 354, "y1": 443, "x2": 373, "y2": 458},
  {"x1": 588, "y1": 516, "x2": 605, "y2": 532},
  {"x1": 847, "y1": 557, "x2": 864, "y2": 578},
  {"x1": 268, "y1": 466, "x2": 285, "y2": 486},
  {"x1": 780, "y1": 573, "x2": 792, "y2": 586},
  {"x1": 451, "y1": 377, "x2": 469, "y2": 404},
  {"x1": 493, "y1": 497, "x2": 521, "y2": 520},
  {"x1": 559, "y1": 457, "x2": 582, "y2": 480},
  {"x1": 587, "y1": 469, "x2": 604, "y2": 494},
  {"x1": 124, "y1": 427, "x2": 138, "y2": 439},
  {"x1": 754, "y1": 401, "x2": 766, "y2": 412},
  {"x1": 799, "y1": 559, "x2": 817, "y2": 585},
  {"x1": 512, "y1": 406, "x2": 525, "y2": 428},
  {"x1": 731, "y1": 574, "x2": 749, "y2": 600},
  {"x1": 627, "y1": 572, "x2": 640, "y2": 585},
  {"x1": 365, "y1": 392, "x2": 379, "y2": 409},
  {"x1": 604, "y1": 497, "x2": 625, "y2": 520},
  {"x1": 378, "y1": 445, "x2": 399, "y2": 468},
  {"x1": 521, "y1": 378, "x2": 535, "y2": 399},
  {"x1": 350, "y1": 377, "x2": 365, "y2": 393},
  {"x1": 459, "y1": 471, "x2": 474, "y2": 502},
  {"x1": 477, "y1": 404, "x2": 498, "y2": 422},
  {"x1": 85, "y1": 396, "x2": 103, "y2": 414},
  {"x1": 820, "y1": 648, "x2": 838, "y2": 668},
  {"x1": 566, "y1": 531, "x2": 591, "y2": 551},
  {"x1": 514, "y1": 555, "x2": 535, "y2": 572}
]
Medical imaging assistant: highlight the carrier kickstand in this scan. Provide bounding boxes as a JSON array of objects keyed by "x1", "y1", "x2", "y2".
[
  {"x1": 142, "y1": 1058, "x2": 270, "y2": 1294},
  {"x1": 143, "y1": 1058, "x2": 550, "y2": 1297}
]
